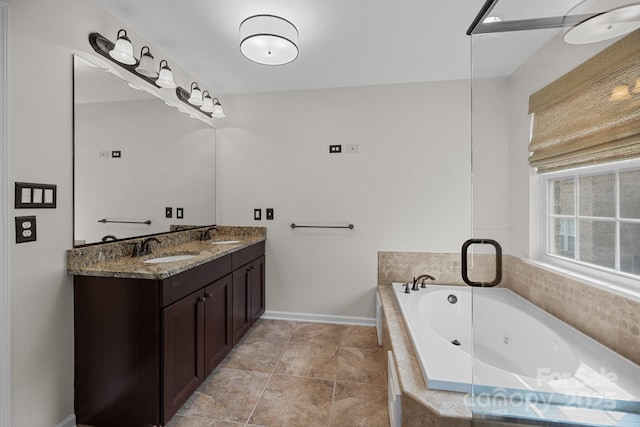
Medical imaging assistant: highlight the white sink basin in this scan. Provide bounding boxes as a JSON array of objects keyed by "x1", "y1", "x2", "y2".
[
  {"x1": 211, "y1": 240, "x2": 242, "y2": 245},
  {"x1": 143, "y1": 254, "x2": 197, "y2": 264}
]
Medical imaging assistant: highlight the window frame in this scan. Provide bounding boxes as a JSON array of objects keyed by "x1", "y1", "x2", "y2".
[{"x1": 540, "y1": 158, "x2": 640, "y2": 294}]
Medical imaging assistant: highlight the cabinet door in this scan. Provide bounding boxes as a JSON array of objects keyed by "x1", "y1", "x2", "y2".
[
  {"x1": 250, "y1": 255, "x2": 265, "y2": 324},
  {"x1": 232, "y1": 266, "x2": 251, "y2": 345},
  {"x1": 162, "y1": 290, "x2": 205, "y2": 423},
  {"x1": 204, "y1": 274, "x2": 233, "y2": 376}
]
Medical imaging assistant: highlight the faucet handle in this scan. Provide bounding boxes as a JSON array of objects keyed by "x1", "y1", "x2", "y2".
[{"x1": 404, "y1": 283, "x2": 411, "y2": 294}]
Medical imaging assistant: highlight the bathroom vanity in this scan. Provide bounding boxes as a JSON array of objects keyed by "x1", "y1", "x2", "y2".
[{"x1": 68, "y1": 230, "x2": 265, "y2": 427}]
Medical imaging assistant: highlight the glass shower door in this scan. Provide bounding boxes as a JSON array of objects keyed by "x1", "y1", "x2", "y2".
[{"x1": 469, "y1": 0, "x2": 640, "y2": 425}]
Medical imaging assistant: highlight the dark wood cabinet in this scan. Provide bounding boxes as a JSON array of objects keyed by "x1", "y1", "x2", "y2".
[
  {"x1": 249, "y1": 255, "x2": 266, "y2": 323},
  {"x1": 162, "y1": 289, "x2": 205, "y2": 421},
  {"x1": 204, "y1": 274, "x2": 233, "y2": 376},
  {"x1": 73, "y1": 240, "x2": 265, "y2": 427}
]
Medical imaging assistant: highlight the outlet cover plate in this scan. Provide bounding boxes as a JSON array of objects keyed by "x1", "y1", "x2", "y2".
[{"x1": 15, "y1": 216, "x2": 37, "y2": 243}]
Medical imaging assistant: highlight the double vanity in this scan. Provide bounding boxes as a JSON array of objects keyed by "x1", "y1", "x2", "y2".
[{"x1": 67, "y1": 226, "x2": 266, "y2": 427}]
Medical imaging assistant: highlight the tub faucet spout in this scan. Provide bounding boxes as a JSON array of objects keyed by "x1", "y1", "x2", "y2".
[{"x1": 412, "y1": 274, "x2": 435, "y2": 291}]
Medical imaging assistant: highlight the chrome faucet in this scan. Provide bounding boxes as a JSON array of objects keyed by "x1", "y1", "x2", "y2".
[
  {"x1": 201, "y1": 226, "x2": 219, "y2": 241},
  {"x1": 140, "y1": 237, "x2": 161, "y2": 255},
  {"x1": 412, "y1": 274, "x2": 435, "y2": 291}
]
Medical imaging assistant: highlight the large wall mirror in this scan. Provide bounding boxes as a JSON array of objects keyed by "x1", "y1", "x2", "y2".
[{"x1": 73, "y1": 55, "x2": 216, "y2": 246}]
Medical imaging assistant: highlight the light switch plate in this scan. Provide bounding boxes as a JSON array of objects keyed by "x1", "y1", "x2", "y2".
[
  {"x1": 266, "y1": 208, "x2": 274, "y2": 220},
  {"x1": 15, "y1": 216, "x2": 36, "y2": 243}
]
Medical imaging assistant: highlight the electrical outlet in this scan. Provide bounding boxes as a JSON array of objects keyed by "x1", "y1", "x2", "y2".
[
  {"x1": 329, "y1": 145, "x2": 342, "y2": 153},
  {"x1": 176, "y1": 208, "x2": 184, "y2": 219},
  {"x1": 111, "y1": 150, "x2": 122, "y2": 158},
  {"x1": 266, "y1": 208, "x2": 274, "y2": 220},
  {"x1": 15, "y1": 216, "x2": 36, "y2": 243},
  {"x1": 165, "y1": 207, "x2": 173, "y2": 218},
  {"x1": 254, "y1": 208, "x2": 262, "y2": 220}
]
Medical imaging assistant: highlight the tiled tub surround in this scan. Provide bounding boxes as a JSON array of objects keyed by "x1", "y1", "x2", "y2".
[
  {"x1": 377, "y1": 251, "x2": 640, "y2": 426},
  {"x1": 67, "y1": 226, "x2": 266, "y2": 278}
]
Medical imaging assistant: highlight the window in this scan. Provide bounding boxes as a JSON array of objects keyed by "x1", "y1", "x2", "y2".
[{"x1": 541, "y1": 159, "x2": 640, "y2": 289}]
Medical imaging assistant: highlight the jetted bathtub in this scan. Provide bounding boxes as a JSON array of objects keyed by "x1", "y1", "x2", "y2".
[{"x1": 392, "y1": 283, "x2": 640, "y2": 424}]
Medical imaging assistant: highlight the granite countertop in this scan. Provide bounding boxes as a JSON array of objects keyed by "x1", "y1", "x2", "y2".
[{"x1": 67, "y1": 226, "x2": 266, "y2": 280}]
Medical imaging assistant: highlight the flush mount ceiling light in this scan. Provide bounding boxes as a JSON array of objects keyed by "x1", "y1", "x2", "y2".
[
  {"x1": 240, "y1": 15, "x2": 299, "y2": 65},
  {"x1": 564, "y1": 4, "x2": 640, "y2": 44},
  {"x1": 109, "y1": 29, "x2": 136, "y2": 65}
]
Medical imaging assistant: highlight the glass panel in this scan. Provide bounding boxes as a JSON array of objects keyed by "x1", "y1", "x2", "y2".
[
  {"x1": 579, "y1": 173, "x2": 615, "y2": 217},
  {"x1": 579, "y1": 220, "x2": 615, "y2": 269},
  {"x1": 620, "y1": 169, "x2": 640, "y2": 219},
  {"x1": 621, "y1": 223, "x2": 640, "y2": 275},
  {"x1": 552, "y1": 178, "x2": 575, "y2": 215}
]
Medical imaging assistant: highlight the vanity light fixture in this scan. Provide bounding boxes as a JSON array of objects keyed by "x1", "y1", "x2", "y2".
[
  {"x1": 135, "y1": 46, "x2": 157, "y2": 78},
  {"x1": 240, "y1": 15, "x2": 299, "y2": 65},
  {"x1": 201, "y1": 91, "x2": 214, "y2": 113},
  {"x1": 156, "y1": 60, "x2": 177, "y2": 89},
  {"x1": 211, "y1": 98, "x2": 226, "y2": 119},
  {"x1": 187, "y1": 82, "x2": 203, "y2": 106},
  {"x1": 109, "y1": 29, "x2": 136, "y2": 65}
]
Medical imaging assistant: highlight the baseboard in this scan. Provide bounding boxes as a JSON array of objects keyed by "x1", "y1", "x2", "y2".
[
  {"x1": 54, "y1": 414, "x2": 75, "y2": 427},
  {"x1": 262, "y1": 310, "x2": 375, "y2": 326}
]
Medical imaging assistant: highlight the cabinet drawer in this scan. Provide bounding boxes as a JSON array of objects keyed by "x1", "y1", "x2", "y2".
[
  {"x1": 232, "y1": 241, "x2": 265, "y2": 270},
  {"x1": 161, "y1": 255, "x2": 232, "y2": 306}
]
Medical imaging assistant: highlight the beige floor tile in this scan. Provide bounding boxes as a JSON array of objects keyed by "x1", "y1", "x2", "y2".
[
  {"x1": 337, "y1": 346, "x2": 385, "y2": 385},
  {"x1": 274, "y1": 341, "x2": 338, "y2": 380},
  {"x1": 291, "y1": 322, "x2": 346, "y2": 345},
  {"x1": 330, "y1": 382, "x2": 389, "y2": 427},
  {"x1": 180, "y1": 368, "x2": 271, "y2": 423},
  {"x1": 166, "y1": 414, "x2": 246, "y2": 427},
  {"x1": 243, "y1": 319, "x2": 298, "y2": 341},
  {"x1": 221, "y1": 338, "x2": 288, "y2": 372},
  {"x1": 249, "y1": 375, "x2": 334, "y2": 427},
  {"x1": 340, "y1": 325, "x2": 379, "y2": 349}
]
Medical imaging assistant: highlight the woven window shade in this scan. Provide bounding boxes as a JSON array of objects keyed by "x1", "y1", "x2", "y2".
[{"x1": 528, "y1": 29, "x2": 640, "y2": 173}]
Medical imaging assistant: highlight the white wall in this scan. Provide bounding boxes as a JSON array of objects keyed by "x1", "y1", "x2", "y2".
[
  {"x1": 217, "y1": 81, "x2": 473, "y2": 319},
  {"x1": 6, "y1": 0, "x2": 212, "y2": 425}
]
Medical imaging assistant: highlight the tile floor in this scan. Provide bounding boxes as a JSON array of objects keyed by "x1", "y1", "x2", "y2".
[{"x1": 167, "y1": 319, "x2": 390, "y2": 427}]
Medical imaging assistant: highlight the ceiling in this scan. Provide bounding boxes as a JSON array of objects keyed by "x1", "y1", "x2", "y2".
[{"x1": 91, "y1": 0, "x2": 586, "y2": 95}]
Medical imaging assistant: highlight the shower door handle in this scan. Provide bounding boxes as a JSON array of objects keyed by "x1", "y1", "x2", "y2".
[{"x1": 461, "y1": 239, "x2": 502, "y2": 287}]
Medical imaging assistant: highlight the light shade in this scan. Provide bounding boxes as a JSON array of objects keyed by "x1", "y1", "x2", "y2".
[
  {"x1": 240, "y1": 15, "x2": 298, "y2": 65},
  {"x1": 109, "y1": 29, "x2": 136, "y2": 65},
  {"x1": 201, "y1": 91, "x2": 214, "y2": 113},
  {"x1": 135, "y1": 46, "x2": 157, "y2": 78},
  {"x1": 188, "y1": 82, "x2": 203, "y2": 106},
  {"x1": 156, "y1": 60, "x2": 177, "y2": 89},
  {"x1": 212, "y1": 98, "x2": 226, "y2": 119}
]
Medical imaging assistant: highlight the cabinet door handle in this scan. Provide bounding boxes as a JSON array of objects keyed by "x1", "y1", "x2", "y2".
[
  {"x1": 198, "y1": 296, "x2": 206, "y2": 303},
  {"x1": 205, "y1": 293, "x2": 212, "y2": 299}
]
